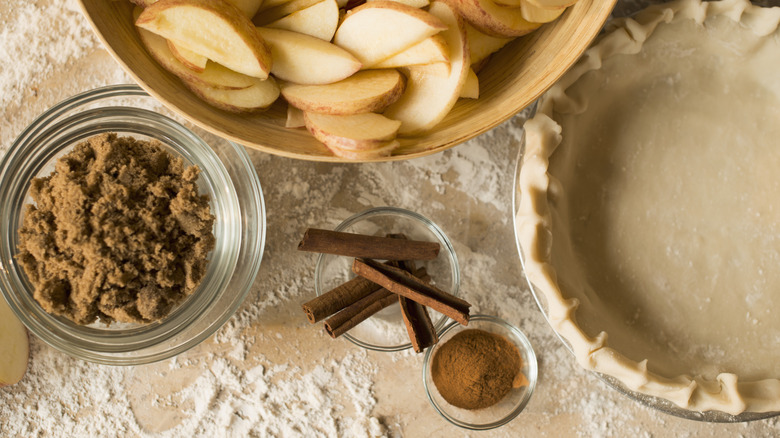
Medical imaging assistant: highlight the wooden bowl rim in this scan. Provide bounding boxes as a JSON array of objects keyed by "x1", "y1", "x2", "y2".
[{"x1": 77, "y1": 0, "x2": 617, "y2": 162}]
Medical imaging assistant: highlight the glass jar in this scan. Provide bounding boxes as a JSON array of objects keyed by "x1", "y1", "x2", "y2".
[{"x1": 0, "y1": 85, "x2": 265, "y2": 365}]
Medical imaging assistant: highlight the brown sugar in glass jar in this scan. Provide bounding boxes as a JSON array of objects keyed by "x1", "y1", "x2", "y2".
[
  {"x1": 0, "y1": 85, "x2": 265, "y2": 364},
  {"x1": 17, "y1": 133, "x2": 215, "y2": 325}
]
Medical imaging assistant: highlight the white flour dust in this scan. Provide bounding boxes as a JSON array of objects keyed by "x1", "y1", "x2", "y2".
[
  {"x1": 0, "y1": 339, "x2": 384, "y2": 437},
  {"x1": 5, "y1": 1, "x2": 780, "y2": 437},
  {"x1": 0, "y1": 0, "x2": 98, "y2": 110},
  {"x1": 0, "y1": 0, "x2": 130, "y2": 152}
]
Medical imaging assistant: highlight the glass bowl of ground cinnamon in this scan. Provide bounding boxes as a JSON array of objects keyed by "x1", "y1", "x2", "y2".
[
  {"x1": 422, "y1": 314, "x2": 538, "y2": 430},
  {"x1": 0, "y1": 85, "x2": 265, "y2": 365}
]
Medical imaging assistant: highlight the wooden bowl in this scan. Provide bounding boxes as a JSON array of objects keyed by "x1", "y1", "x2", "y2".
[{"x1": 78, "y1": 0, "x2": 616, "y2": 162}]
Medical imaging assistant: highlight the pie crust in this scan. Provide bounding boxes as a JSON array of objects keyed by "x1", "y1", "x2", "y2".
[{"x1": 516, "y1": 0, "x2": 780, "y2": 415}]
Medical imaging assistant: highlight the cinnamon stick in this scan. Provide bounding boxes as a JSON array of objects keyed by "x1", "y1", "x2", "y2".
[
  {"x1": 389, "y1": 239, "x2": 435, "y2": 352},
  {"x1": 399, "y1": 296, "x2": 438, "y2": 353},
  {"x1": 324, "y1": 267, "x2": 431, "y2": 339},
  {"x1": 301, "y1": 276, "x2": 383, "y2": 323},
  {"x1": 324, "y1": 289, "x2": 397, "y2": 338},
  {"x1": 302, "y1": 250, "x2": 408, "y2": 323},
  {"x1": 298, "y1": 228, "x2": 440, "y2": 261},
  {"x1": 352, "y1": 258, "x2": 470, "y2": 325}
]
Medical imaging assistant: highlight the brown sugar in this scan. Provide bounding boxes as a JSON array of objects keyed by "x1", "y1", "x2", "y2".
[
  {"x1": 431, "y1": 328, "x2": 525, "y2": 410},
  {"x1": 16, "y1": 133, "x2": 215, "y2": 325}
]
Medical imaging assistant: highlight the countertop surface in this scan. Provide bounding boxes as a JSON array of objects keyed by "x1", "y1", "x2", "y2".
[{"x1": 1, "y1": 0, "x2": 779, "y2": 436}]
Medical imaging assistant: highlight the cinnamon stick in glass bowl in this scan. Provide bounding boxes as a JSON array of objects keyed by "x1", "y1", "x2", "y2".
[
  {"x1": 323, "y1": 267, "x2": 431, "y2": 340},
  {"x1": 298, "y1": 228, "x2": 440, "y2": 260},
  {"x1": 352, "y1": 258, "x2": 470, "y2": 325},
  {"x1": 312, "y1": 207, "x2": 461, "y2": 352}
]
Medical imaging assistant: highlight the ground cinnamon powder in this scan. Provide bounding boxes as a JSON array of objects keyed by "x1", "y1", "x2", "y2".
[
  {"x1": 16, "y1": 133, "x2": 215, "y2": 325},
  {"x1": 431, "y1": 328, "x2": 525, "y2": 410}
]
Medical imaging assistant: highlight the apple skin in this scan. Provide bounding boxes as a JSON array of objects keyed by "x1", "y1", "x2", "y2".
[
  {"x1": 167, "y1": 40, "x2": 207, "y2": 72},
  {"x1": 304, "y1": 111, "x2": 402, "y2": 151},
  {"x1": 130, "y1": 0, "x2": 264, "y2": 17},
  {"x1": 441, "y1": 0, "x2": 541, "y2": 37},
  {"x1": 136, "y1": 0, "x2": 273, "y2": 79},
  {"x1": 326, "y1": 140, "x2": 400, "y2": 159},
  {"x1": 281, "y1": 69, "x2": 406, "y2": 115},
  {"x1": 183, "y1": 76, "x2": 281, "y2": 112},
  {"x1": 135, "y1": 18, "x2": 257, "y2": 90}
]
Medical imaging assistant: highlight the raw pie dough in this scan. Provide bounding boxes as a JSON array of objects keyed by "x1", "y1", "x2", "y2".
[{"x1": 516, "y1": 0, "x2": 780, "y2": 414}]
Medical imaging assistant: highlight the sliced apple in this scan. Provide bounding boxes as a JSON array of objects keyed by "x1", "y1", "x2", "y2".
[
  {"x1": 182, "y1": 76, "x2": 281, "y2": 112},
  {"x1": 328, "y1": 139, "x2": 400, "y2": 159},
  {"x1": 256, "y1": 27, "x2": 361, "y2": 84},
  {"x1": 525, "y1": 0, "x2": 577, "y2": 9},
  {"x1": 367, "y1": 0, "x2": 430, "y2": 7},
  {"x1": 383, "y1": 1, "x2": 469, "y2": 135},
  {"x1": 0, "y1": 298, "x2": 29, "y2": 388},
  {"x1": 518, "y1": 0, "x2": 565, "y2": 23},
  {"x1": 304, "y1": 111, "x2": 401, "y2": 151},
  {"x1": 229, "y1": 0, "x2": 265, "y2": 17},
  {"x1": 459, "y1": 67, "x2": 478, "y2": 98},
  {"x1": 373, "y1": 35, "x2": 449, "y2": 69},
  {"x1": 136, "y1": 0, "x2": 272, "y2": 79},
  {"x1": 266, "y1": 0, "x2": 339, "y2": 41},
  {"x1": 131, "y1": 0, "x2": 263, "y2": 17},
  {"x1": 286, "y1": 104, "x2": 306, "y2": 128},
  {"x1": 137, "y1": 24, "x2": 258, "y2": 89},
  {"x1": 130, "y1": 0, "x2": 158, "y2": 6},
  {"x1": 254, "y1": 0, "x2": 322, "y2": 25},
  {"x1": 333, "y1": 1, "x2": 447, "y2": 68},
  {"x1": 281, "y1": 69, "x2": 405, "y2": 115},
  {"x1": 466, "y1": 22, "x2": 513, "y2": 66},
  {"x1": 167, "y1": 40, "x2": 208, "y2": 72},
  {"x1": 442, "y1": 0, "x2": 541, "y2": 37}
]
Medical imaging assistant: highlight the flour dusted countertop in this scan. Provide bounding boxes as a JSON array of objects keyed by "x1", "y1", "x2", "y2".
[{"x1": 1, "y1": 0, "x2": 779, "y2": 436}]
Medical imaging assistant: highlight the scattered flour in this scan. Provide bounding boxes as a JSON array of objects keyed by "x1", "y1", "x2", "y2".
[
  {"x1": 0, "y1": 340, "x2": 383, "y2": 437},
  {"x1": 2, "y1": 1, "x2": 780, "y2": 437},
  {"x1": 0, "y1": 0, "x2": 98, "y2": 109}
]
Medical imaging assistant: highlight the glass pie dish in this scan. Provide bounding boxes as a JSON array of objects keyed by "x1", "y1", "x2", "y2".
[
  {"x1": 513, "y1": 136, "x2": 780, "y2": 422},
  {"x1": 512, "y1": 0, "x2": 780, "y2": 419}
]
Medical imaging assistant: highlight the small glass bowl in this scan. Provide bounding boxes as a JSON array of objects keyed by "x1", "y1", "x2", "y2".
[
  {"x1": 0, "y1": 85, "x2": 265, "y2": 365},
  {"x1": 422, "y1": 315, "x2": 538, "y2": 430},
  {"x1": 314, "y1": 206, "x2": 460, "y2": 352}
]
